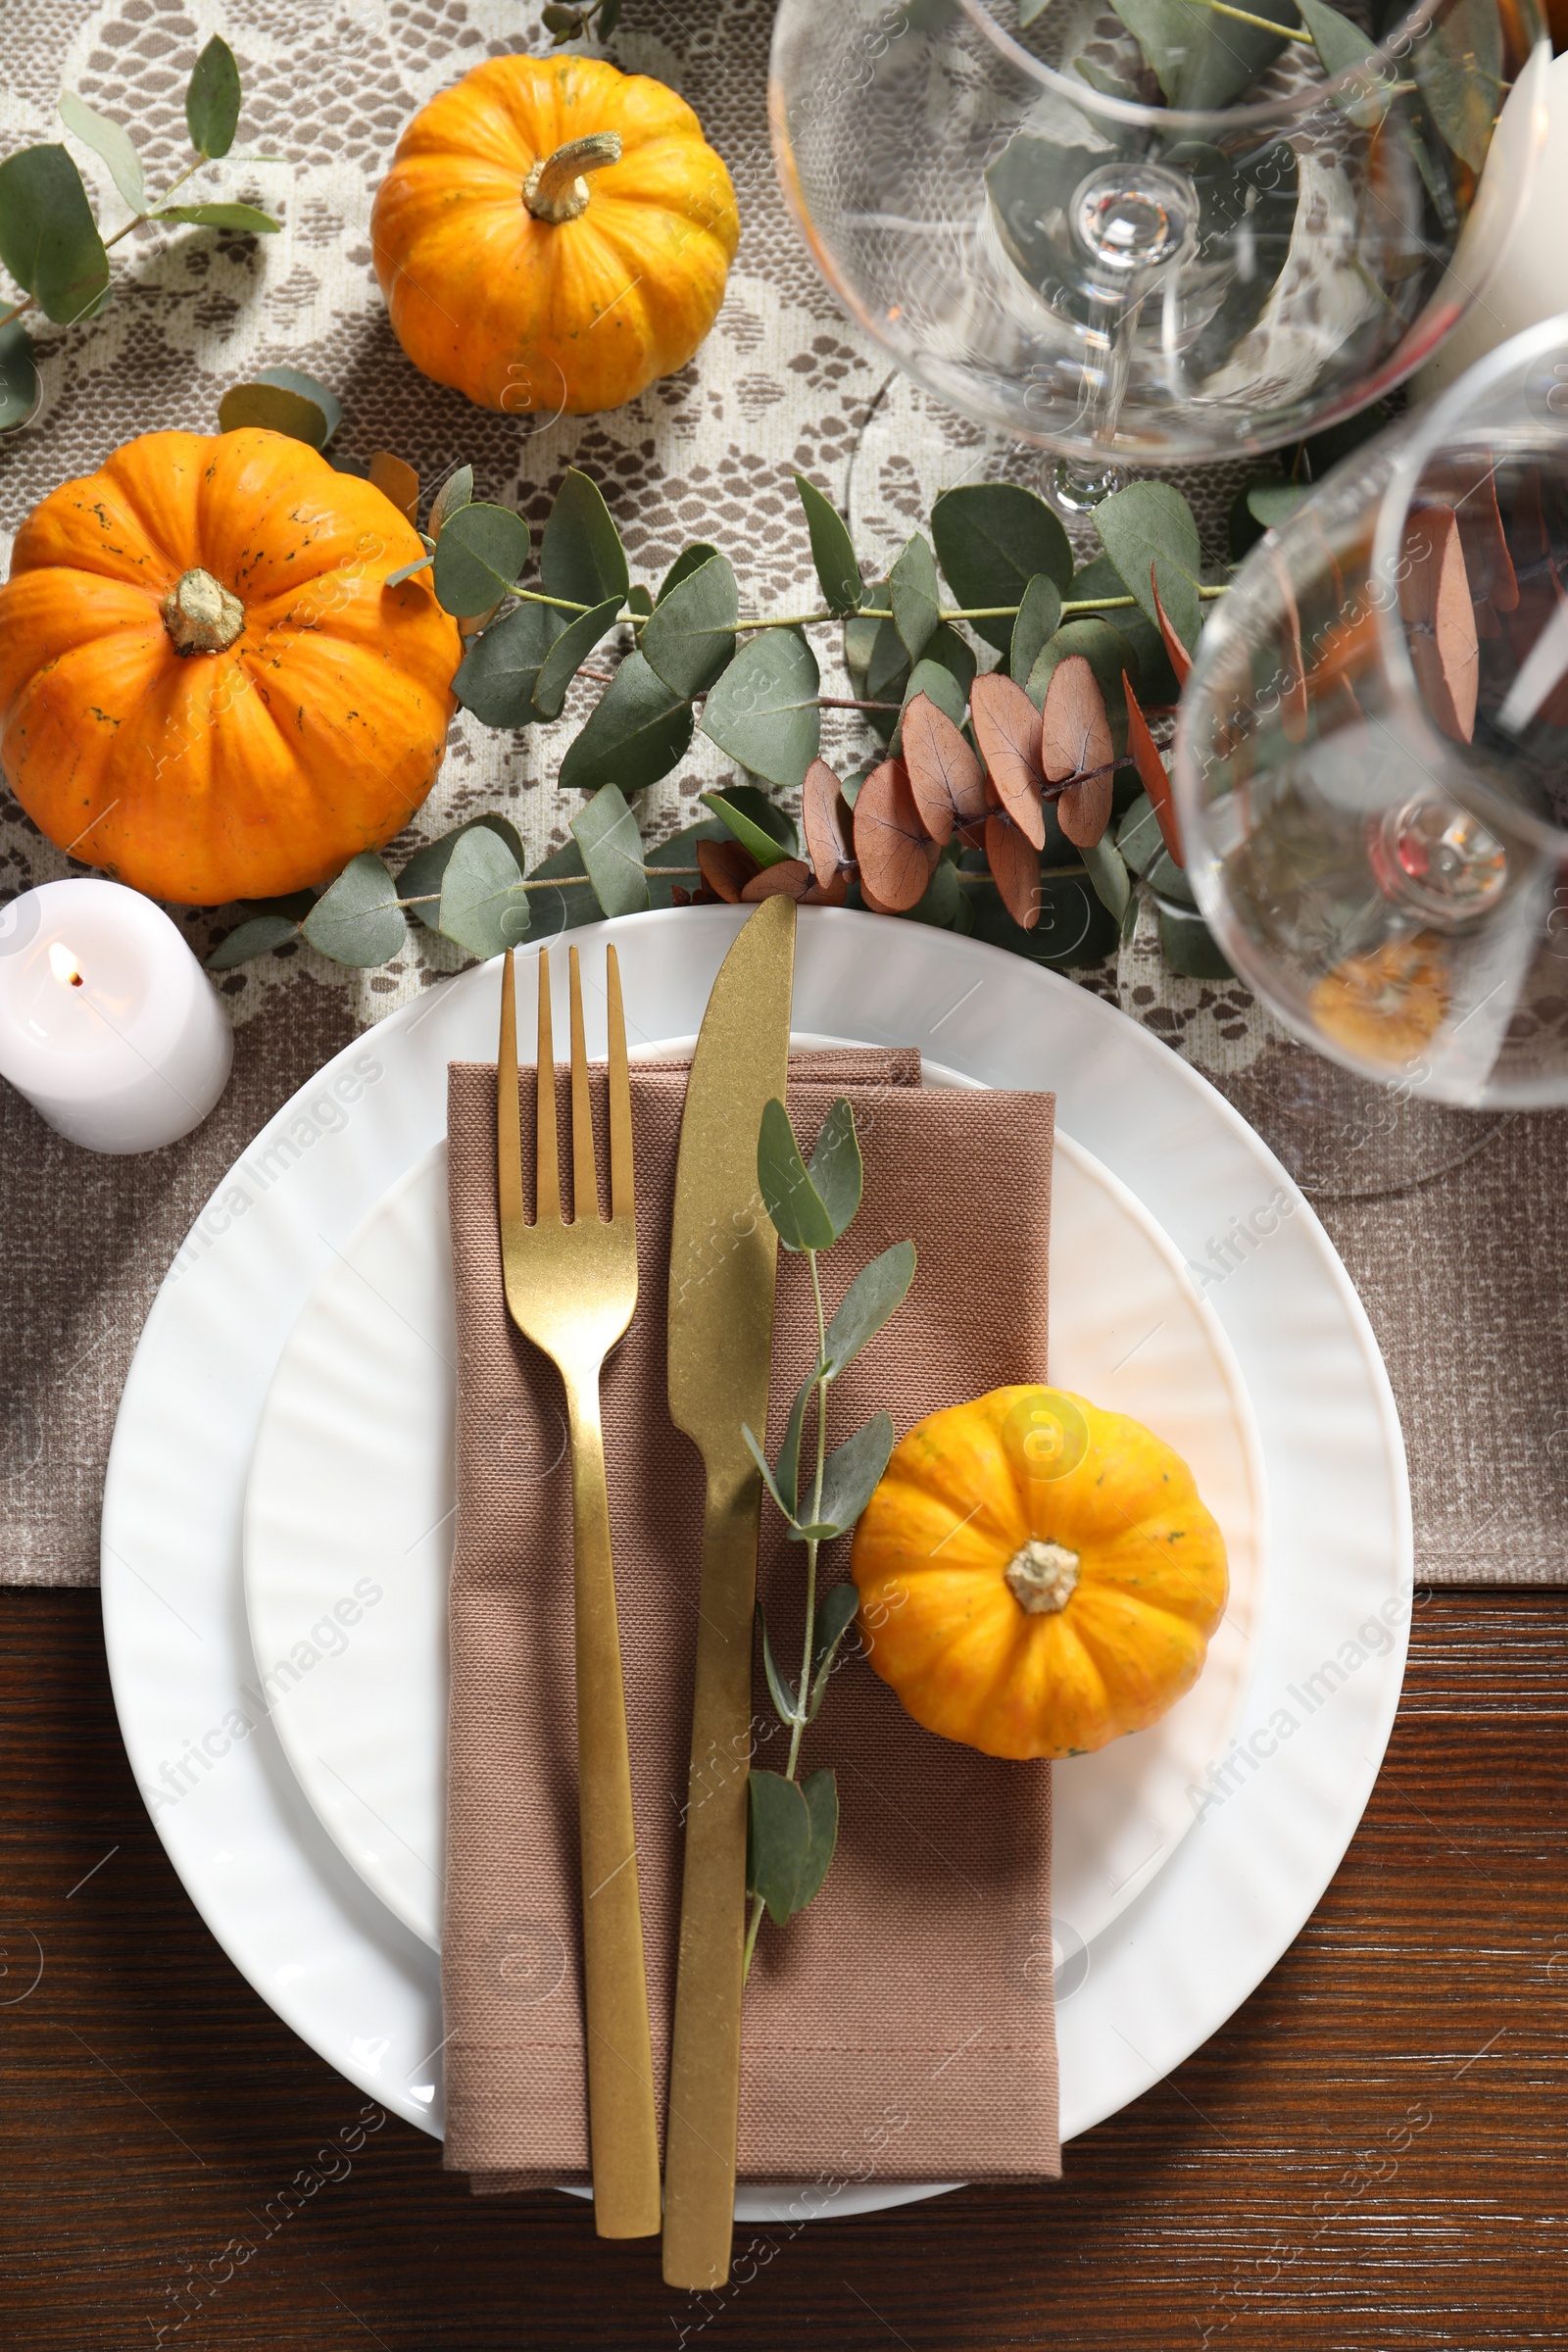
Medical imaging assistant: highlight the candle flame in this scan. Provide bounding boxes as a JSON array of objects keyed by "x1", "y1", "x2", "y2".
[{"x1": 49, "y1": 941, "x2": 85, "y2": 990}]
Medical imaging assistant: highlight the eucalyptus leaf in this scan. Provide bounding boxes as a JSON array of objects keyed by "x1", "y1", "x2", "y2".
[
  {"x1": 0, "y1": 319, "x2": 40, "y2": 431},
  {"x1": 206, "y1": 912, "x2": 299, "y2": 969},
  {"x1": 432, "y1": 501, "x2": 530, "y2": 617},
  {"x1": 659, "y1": 542, "x2": 721, "y2": 602},
  {"x1": 1295, "y1": 0, "x2": 1380, "y2": 75},
  {"x1": 1147, "y1": 846, "x2": 1197, "y2": 908},
  {"x1": 1116, "y1": 791, "x2": 1164, "y2": 877},
  {"x1": 532, "y1": 593, "x2": 621, "y2": 721},
  {"x1": 808, "y1": 1586, "x2": 862, "y2": 1719},
  {"x1": 718, "y1": 783, "x2": 799, "y2": 854},
  {"x1": 700, "y1": 790, "x2": 794, "y2": 870},
  {"x1": 794, "y1": 1769, "x2": 839, "y2": 1911},
  {"x1": 1411, "y1": 0, "x2": 1501, "y2": 174},
  {"x1": 794, "y1": 472, "x2": 862, "y2": 616},
  {"x1": 398, "y1": 814, "x2": 528, "y2": 933},
  {"x1": 438, "y1": 824, "x2": 531, "y2": 956},
  {"x1": 1110, "y1": 0, "x2": 1297, "y2": 111},
  {"x1": 641, "y1": 552, "x2": 738, "y2": 698},
  {"x1": 643, "y1": 816, "x2": 727, "y2": 908},
  {"x1": 747, "y1": 1770, "x2": 811, "y2": 1927},
  {"x1": 843, "y1": 585, "x2": 887, "y2": 699},
  {"x1": 541, "y1": 466, "x2": 629, "y2": 609},
  {"x1": 773, "y1": 1365, "x2": 818, "y2": 1520},
  {"x1": 453, "y1": 599, "x2": 564, "y2": 728},
  {"x1": 0, "y1": 144, "x2": 110, "y2": 324},
  {"x1": 744, "y1": 1422, "x2": 800, "y2": 1530},
  {"x1": 758, "y1": 1097, "x2": 836, "y2": 1252},
  {"x1": 903, "y1": 856, "x2": 969, "y2": 932},
  {"x1": 58, "y1": 91, "x2": 145, "y2": 214},
  {"x1": 931, "y1": 482, "x2": 1073, "y2": 650},
  {"x1": 890, "y1": 531, "x2": 941, "y2": 665},
  {"x1": 428, "y1": 465, "x2": 473, "y2": 539},
  {"x1": 893, "y1": 657, "x2": 967, "y2": 748},
  {"x1": 558, "y1": 650, "x2": 695, "y2": 794},
  {"x1": 301, "y1": 853, "x2": 407, "y2": 967},
  {"x1": 1010, "y1": 573, "x2": 1063, "y2": 684},
  {"x1": 1093, "y1": 481, "x2": 1203, "y2": 650},
  {"x1": 1080, "y1": 835, "x2": 1131, "y2": 920},
  {"x1": 186, "y1": 33, "x2": 242, "y2": 158},
  {"x1": 700, "y1": 628, "x2": 820, "y2": 789},
  {"x1": 570, "y1": 782, "x2": 650, "y2": 918},
  {"x1": 156, "y1": 203, "x2": 279, "y2": 233},
  {"x1": 758, "y1": 1607, "x2": 800, "y2": 1724},
  {"x1": 599, "y1": 0, "x2": 624, "y2": 35},
  {"x1": 627, "y1": 582, "x2": 654, "y2": 620},
  {"x1": 384, "y1": 552, "x2": 434, "y2": 588},
  {"x1": 252, "y1": 367, "x2": 340, "y2": 443},
  {"x1": 822, "y1": 1241, "x2": 917, "y2": 1378},
  {"x1": 1248, "y1": 479, "x2": 1311, "y2": 531},
  {"x1": 807, "y1": 1099, "x2": 862, "y2": 1242},
  {"x1": 218, "y1": 380, "x2": 329, "y2": 447},
  {"x1": 794, "y1": 1411, "x2": 896, "y2": 1542},
  {"x1": 1159, "y1": 901, "x2": 1234, "y2": 977},
  {"x1": 1027, "y1": 618, "x2": 1137, "y2": 750}
]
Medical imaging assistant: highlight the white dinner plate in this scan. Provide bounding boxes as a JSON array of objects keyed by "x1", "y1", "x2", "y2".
[
  {"x1": 241, "y1": 1095, "x2": 1265, "y2": 1958},
  {"x1": 101, "y1": 908, "x2": 1411, "y2": 2225}
]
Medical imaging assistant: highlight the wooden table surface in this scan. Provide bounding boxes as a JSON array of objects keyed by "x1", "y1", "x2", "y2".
[{"x1": 3, "y1": 1582, "x2": 1565, "y2": 2351}]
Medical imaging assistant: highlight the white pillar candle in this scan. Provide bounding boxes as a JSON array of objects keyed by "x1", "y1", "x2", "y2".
[{"x1": 0, "y1": 879, "x2": 232, "y2": 1153}]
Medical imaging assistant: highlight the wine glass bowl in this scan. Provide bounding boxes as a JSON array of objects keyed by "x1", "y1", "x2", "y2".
[
  {"x1": 769, "y1": 0, "x2": 1548, "y2": 501},
  {"x1": 1173, "y1": 314, "x2": 1568, "y2": 1109}
]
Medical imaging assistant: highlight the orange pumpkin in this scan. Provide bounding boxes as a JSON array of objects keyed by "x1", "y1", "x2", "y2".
[
  {"x1": 370, "y1": 55, "x2": 738, "y2": 416},
  {"x1": 0, "y1": 428, "x2": 460, "y2": 906},
  {"x1": 851, "y1": 1386, "x2": 1229, "y2": 1760}
]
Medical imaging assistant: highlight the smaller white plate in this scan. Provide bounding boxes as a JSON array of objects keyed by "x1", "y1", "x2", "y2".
[{"x1": 243, "y1": 1051, "x2": 1266, "y2": 1958}]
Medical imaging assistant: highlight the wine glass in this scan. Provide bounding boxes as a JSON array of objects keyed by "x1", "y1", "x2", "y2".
[
  {"x1": 769, "y1": 0, "x2": 1548, "y2": 515},
  {"x1": 1172, "y1": 312, "x2": 1568, "y2": 1112}
]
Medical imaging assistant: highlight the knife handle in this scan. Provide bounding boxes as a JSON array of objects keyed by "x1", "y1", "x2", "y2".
[
  {"x1": 564, "y1": 1371, "x2": 662, "y2": 2240},
  {"x1": 662, "y1": 1470, "x2": 761, "y2": 2290}
]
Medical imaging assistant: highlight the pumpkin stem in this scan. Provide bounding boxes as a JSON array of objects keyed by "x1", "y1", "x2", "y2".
[
  {"x1": 161, "y1": 567, "x2": 244, "y2": 656},
  {"x1": 523, "y1": 131, "x2": 623, "y2": 225},
  {"x1": 1005, "y1": 1540, "x2": 1081, "y2": 1615}
]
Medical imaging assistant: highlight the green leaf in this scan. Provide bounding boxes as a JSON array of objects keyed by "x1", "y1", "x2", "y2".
[
  {"x1": 641, "y1": 552, "x2": 738, "y2": 698},
  {"x1": 659, "y1": 542, "x2": 721, "y2": 603},
  {"x1": 301, "y1": 853, "x2": 407, "y2": 967},
  {"x1": 808, "y1": 1587, "x2": 861, "y2": 1720},
  {"x1": 452, "y1": 600, "x2": 564, "y2": 729},
  {"x1": 1147, "y1": 846, "x2": 1197, "y2": 908},
  {"x1": 700, "y1": 791, "x2": 794, "y2": 870},
  {"x1": 1081, "y1": 835, "x2": 1130, "y2": 921},
  {"x1": 570, "y1": 782, "x2": 650, "y2": 918},
  {"x1": 558, "y1": 650, "x2": 695, "y2": 795},
  {"x1": 701, "y1": 628, "x2": 820, "y2": 789},
  {"x1": 719, "y1": 783, "x2": 799, "y2": 855},
  {"x1": 532, "y1": 593, "x2": 621, "y2": 722},
  {"x1": 744, "y1": 1421, "x2": 801, "y2": 1529},
  {"x1": 0, "y1": 145, "x2": 110, "y2": 325},
  {"x1": 822, "y1": 1241, "x2": 917, "y2": 1378},
  {"x1": 931, "y1": 484, "x2": 1072, "y2": 651},
  {"x1": 428, "y1": 465, "x2": 473, "y2": 539},
  {"x1": 1010, "y1": 574, "x2": 1063, "y2": 684},
  {"x1": 398, "y1": 814, "x2": 527, "y2": 933},
  {"x1": 253, "y1": 367, "x2": 339, "y2": 443},
  {"x1": 0, "y1": 319, "x2": 39, "y2": 431},
  {"x1": 218, "y1": 380, "x2": 329, "y2": 447},
  {"x1": 890, "y1": 532, "x2": 941, "y2": 665},
  {"x1": 758, "y1": 1608, "x2": 800, "y2": 1723},
  {"x1": 1411, "y1": 0, "x2": 1501, "y2": 174},
  {"x1": 1295, "y1": 0, "x2": 1379, "y2": 74},
  {"x1": 58, "y1": 91, "x2": 145, "y2": 214},
  {"x1": 627, "y1": 582, "x2": 654, "y2": 620},
  {"x1": 796, "y1": 1411, "x2": 896, "y2": 1543},
  {"x1": 541, "y1": 467, "x2": 629, "y2": 609},
  {"x1": 156, "y1": 202, "x2": 279, "y2": 233},
  {"x1": 891, "y1": 656, "x2": 967, "y2": 754},
  {"x1": 432, "y1": 502, "x2": 530, "y2": 618},
  {"x1": 1093, "y1": 480, "x2": 1203, "y2": 654},
  {"x1": 794, "y1": 473, "x2": 862, "y2": 616},
  {"x1": 1066, "y1": 553, "x2": 1127, "y2": 608},
  {"x1": 807, "y1": 1099, "x2": 862, "y2": 1243},
  {"x1": 747, "y1": 1770, "x2": 812, "y2": 1927},
  {"x1": 794, "y1": 1768, "x2": 839, "y2": 1911},
  {"x1": 903, "y1": 856, "x2": 969, "y2": 932},
  {"x1": 774, "y1": 1365, "x2": 818, "y2": 1520},
  {"x1": 598, "y1": 0, "x2": 624, "y2": 35},
  {"x1": 1027, "y1": 618, "x2": 1137, "y2": 750},
  {"x1": 206, "y1": 912, "x2": 299, "y2": 969},
  {"x1": 758, "y1": 1097, "x2": 835, "y2": 1252},
  {"x1": 843, "y1": 586, "x2": 885, "y2": 698},
  {"x1": 1248, "y1": 479, "x2": 1311, "y2": 531},
  {"x1": 186, "y1": 34, "x2": 242, "y2": 159},
  {"x1": 1110, "y1": 0, "x2": 1296, "y2": 110},
  {"x1": 1159, "y1": 901, "x2": 1234, "y2": 978},
  {"x1": 1116, "y1": 792, "x2": 1164, "y2": 878},
  {"x1": 384, "y1": 552, "x2": 434, "y2": 588},
  {"x1": 438, "y1": 825, "x2": 531, "y2": 956}
]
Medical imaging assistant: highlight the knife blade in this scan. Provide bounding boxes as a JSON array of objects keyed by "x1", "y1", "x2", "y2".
[{"x1": 662, "y1": 895, "x2": 797, "y2": 2291}]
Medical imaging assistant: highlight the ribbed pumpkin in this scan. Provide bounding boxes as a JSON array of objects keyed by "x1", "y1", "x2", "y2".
[
  {"x1": 851, "y1": 1386, "x2": 1229, "y2": 1760},
  {"x1": 370, "y1": 54, "x2": 738, "y2": 416},
  {"x1": 0, "y1": 428, "x2": 460, "y2": 906}
]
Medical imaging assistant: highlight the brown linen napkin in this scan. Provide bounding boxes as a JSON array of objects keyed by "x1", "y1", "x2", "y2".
[{"x1": 442, "y1": 1046, "x2": 1059, "y2": 2192}]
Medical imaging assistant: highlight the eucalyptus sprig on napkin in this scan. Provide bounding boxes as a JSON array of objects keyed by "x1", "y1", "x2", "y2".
[{"x1": 739, "y1": 1098, "x2": 916, "y2": 1975}]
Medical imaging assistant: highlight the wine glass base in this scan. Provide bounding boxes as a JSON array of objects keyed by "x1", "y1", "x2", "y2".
[{"x1": 1050, "y1": 458, "x2": 1125, "y2": 516}]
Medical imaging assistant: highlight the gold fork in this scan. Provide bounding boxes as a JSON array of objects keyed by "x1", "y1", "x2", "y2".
[{"x1": 497, "y1": 940, "x2": 661, "y2": 2239}]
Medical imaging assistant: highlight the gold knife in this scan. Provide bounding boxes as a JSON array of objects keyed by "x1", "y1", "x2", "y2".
[{"x1": 662, "y1": 896, "x2": 797, "y2": 2290}]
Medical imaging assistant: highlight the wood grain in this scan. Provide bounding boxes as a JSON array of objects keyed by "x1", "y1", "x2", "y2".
[{"x1": 2, "y1": 1586, "x2": 1566, "y2": 2348}]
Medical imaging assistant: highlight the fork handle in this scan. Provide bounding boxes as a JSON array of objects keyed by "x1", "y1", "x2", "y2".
[{"x1": 563, "y1": 1369, "x2": 662, "y2": 2239}]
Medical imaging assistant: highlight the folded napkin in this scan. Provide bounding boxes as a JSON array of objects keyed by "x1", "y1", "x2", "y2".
[{"x1": 442, "y1": 1045, "x2": 1060, "y2": 2193}]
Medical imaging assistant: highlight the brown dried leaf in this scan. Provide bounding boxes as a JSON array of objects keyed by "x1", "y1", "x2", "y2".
[
  {"x1": 902, "y1": 692, "x2": 987, "y2": 845},
  {"x1": 1041, "y1": 653, "x2": 1112, "y2": 790},
  {"x1": 696, "y1": 837, "x2": 760, "y2": 903},
  {"x1": 369, "y1": 450, "x2": 419, "y2": 528},
  {"x1": 1400, "y1": 505, "x2": 1478, "y2": 745},
  {"x1": 741, "y1": 858, "x2": 813, "y2": 902},
  {"x1": 1152, "y1": 577, "x2": 1193, "y2": 687},
  {"x1": 804, "y1": 870, "x2": 851, "y2": 907},
  {"x1": 853, "y1": 758, "x2": 940, "y2": 913},
  {"x1": 801, "y1": 757, "x2": 854, "y2": 889},
  {"x1": 985, "y1": 812, "x2": 1040, "y2": 930},
  {"x1": 1123, "y1": 670, "x2": 1183, "y2": 865},
  {"x1": 1056, "y1": 768, "x2": 1113, "y2": 850},
  {"x1": 969, "y1": 670, "x2": 1045, "y2": 850},
  {"x1": 1447, "y1": 456, "x2": 1518, "y2": 617}
]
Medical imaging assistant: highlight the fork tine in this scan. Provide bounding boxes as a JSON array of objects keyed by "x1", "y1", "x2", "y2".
[
  {"x1": 497, "y1": 951, "x2": 523, "y2": 1228},
  {"x1": 606, "y1": 945, "x2": 634, "y2": 1226},
  {"x1": 567, "y1": 945, "x2": 599, "y2": 1225},
  {"x1": 536, "y1": 946, "x2": 561, "y2": 1225}
]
